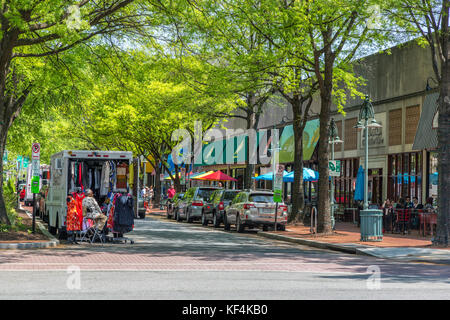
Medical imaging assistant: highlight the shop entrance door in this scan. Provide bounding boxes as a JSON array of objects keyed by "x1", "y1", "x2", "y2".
[{"x1": 368, "y1": 168, "x2": 383, "y2": 206}]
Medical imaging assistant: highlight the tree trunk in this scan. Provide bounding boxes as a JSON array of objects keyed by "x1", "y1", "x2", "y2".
[
  {"x1": 153, "y1": 161, "x2": 161, "y2": 208},
  {"x1": 317, "y1": 67, "x2": 333, "y2": 234},
  {"x1": 435, "y1": 12, "x2": 450, "y2": 245},
  {"x1": 290, "y1": 97, "x2": 305, "y2": 222},
  {"x1": 244, "y1": 98, "x2": 257, "y2": 189},
  {"x1": 0, "y1": 132, "x2": 10, "y2": 225}
]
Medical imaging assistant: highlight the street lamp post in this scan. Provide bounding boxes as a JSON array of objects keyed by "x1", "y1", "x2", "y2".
[
  {"x1": 354, "y1": 96, "x2": 383, "y2": 241},
  {"x1": 328, "y1": 118, "x2": 343, "y2": 230}
]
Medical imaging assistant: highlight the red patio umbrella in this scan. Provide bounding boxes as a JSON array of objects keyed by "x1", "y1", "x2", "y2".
[{"x1": 197, "y1": 170, "x2": 237, "y2": 182}]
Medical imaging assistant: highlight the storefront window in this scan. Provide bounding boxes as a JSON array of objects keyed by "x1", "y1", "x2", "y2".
[
  {"x1": 388, "y1": 152, "x2": 422, "y2": 203},
  {"x1": 428, "y1": 152, "x2": 438, "y2": 199}
]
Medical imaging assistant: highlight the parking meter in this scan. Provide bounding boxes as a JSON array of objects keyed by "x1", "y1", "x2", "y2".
[{"x1": 31, "y1": 176, "x2": 40, "y2": 194}]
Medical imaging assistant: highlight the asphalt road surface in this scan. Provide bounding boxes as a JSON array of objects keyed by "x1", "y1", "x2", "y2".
[{"x1": 0, "y1": 216, "x2": 449, "y2": 299}]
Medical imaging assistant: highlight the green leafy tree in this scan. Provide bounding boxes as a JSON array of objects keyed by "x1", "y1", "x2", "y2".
[{"x1": 386, "y1": 0, "x2": 449, "y2": 245}]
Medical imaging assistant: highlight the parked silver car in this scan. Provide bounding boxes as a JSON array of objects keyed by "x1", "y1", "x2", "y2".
[
  {"x1": 176, "y1": 187, "x2": 220, "y2": 223},
  {"x1": 202, "y1": 189, "x2": 241, "y2": 227},
  {"x1": 224, "y1": 190, "x2": 288, "y2": 232}
]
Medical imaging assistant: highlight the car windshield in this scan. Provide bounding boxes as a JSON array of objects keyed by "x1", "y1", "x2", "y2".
[
  {"x1": 196, "y1": 189, "x2": 217, "y2": 201},
  {"x1": 249, "y1": 194, "x2": 274, "y2": 203},
  {"x1": 223, "y1": 191, "x2": 240, "y2": 201}
]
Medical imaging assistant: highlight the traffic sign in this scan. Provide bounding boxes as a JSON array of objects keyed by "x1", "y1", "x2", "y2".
[
  {"x1": 273, "y1": 164, "x2": 284, "y2": 203},
  {"x1": 23, "y1": 157, "x2": 29, "y2": 168},
  {"x1": 329, "y1": 160, "x2": 341, "y2": 177},
  {"x1": 32, "y1": 143, "x2": 40, "y2": 160}
]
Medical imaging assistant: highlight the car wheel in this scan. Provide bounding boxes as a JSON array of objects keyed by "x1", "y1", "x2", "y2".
[
  {"x1": 139, "y1": 211, "x2": 146, "y2": 219},
  {"x1": 201, "y1": 212, "x2": 208, "y2": 226},
  {"x1": 176, "y1": 211, "x2": 181, "y2": 222},
  {"x1": 213, "y1": 212, "x2": 220, "y2": 228},
  {"x1": 278, "y1": 224, "x2": 286, "y2": 231},
  {"x1": 223, "y1": 213, "x2": 230, "y2": 231},
  {"x1": 166, "y1": 206, "x2": 171, "y2": 219},
  {"x1": 262, "y1": 225, "x2": 269, "y2": 232},
  {"x1": 236, "y1": 215, "x2": 245, "y2": 233},
  {"x1": 186, "y1": 209, "x2": 192, "y2": 223}
]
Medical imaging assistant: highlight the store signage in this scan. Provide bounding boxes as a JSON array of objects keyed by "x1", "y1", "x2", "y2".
[
  {"x1": 329, "y1": 160, "x2": 341, "y2": 177},
  {"x1": 360, "y1": 113, "x2": 386, "y2": 148}
]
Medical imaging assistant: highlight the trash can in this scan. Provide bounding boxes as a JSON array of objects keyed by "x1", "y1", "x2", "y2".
[{"x1": 360, "y1": 209, "x2": 383, "y2": 242}]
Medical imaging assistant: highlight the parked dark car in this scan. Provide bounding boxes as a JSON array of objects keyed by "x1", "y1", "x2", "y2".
[
  {"x1": 167, "y1": 192, "x2": 184, "y2": 219},
  {"x1": 224, "y1": 190, "x2": 288, "y2": 232},
  {"x1": 176, "y1": 187, "x2": 220, "y2": 223},
  {"x1": 202, "y1": 189, "x2": 241, "y2": 227}
]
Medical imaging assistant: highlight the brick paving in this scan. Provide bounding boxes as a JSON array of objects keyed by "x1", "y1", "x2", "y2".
[{"x1": 273, "y1": 222, "x2": 450, "y2": 249}]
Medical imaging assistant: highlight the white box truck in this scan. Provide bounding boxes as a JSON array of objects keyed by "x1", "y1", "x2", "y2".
[
  {"x1": 45, "y1": 150, "x2": 133, "y2": 237},
  {"x1": 23, "y1": 165, "x2": 33, "y2": 206}
]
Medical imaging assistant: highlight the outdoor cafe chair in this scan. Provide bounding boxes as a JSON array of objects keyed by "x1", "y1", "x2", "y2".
[{"x1": 393, "y1": 209, "x2": 411, "y2": 235}]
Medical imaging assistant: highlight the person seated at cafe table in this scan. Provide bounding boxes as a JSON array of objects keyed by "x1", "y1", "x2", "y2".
[{"x1": 424, "y1": 197, "x2": 434, "y2": 212}]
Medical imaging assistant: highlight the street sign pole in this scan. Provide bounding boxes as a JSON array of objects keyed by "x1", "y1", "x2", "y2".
[{"x1": 31, "y1": 143, "x2": 40, "y2": 234}]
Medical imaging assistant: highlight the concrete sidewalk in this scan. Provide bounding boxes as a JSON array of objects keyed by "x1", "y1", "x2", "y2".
[{"x1": 146, "y1": 207, "x2": 450, "y2": 265}]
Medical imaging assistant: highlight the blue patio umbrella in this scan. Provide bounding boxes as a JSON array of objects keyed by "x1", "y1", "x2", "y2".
[
  {"x1": 354, "y1": 165, "x2": 365, "y2": 201},
  {"x1": 284, "y1": 168, "x2": 319, "y2": 182},
  {"x1": 253, "y1": 170, "x2": 290, "y2": 181}
]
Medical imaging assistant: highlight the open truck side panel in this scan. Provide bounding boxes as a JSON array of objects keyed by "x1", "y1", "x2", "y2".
[{"x1": 46, "y1": 150, "x2": 133, "y2": 235}]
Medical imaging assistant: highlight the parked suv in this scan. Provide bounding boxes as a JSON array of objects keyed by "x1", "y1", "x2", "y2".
[
  {"x1": 176, "y1": 187, "x2": 220, "y2": 223},
  {"x1": 224, "y1": 190, "x2": 287, "y2": 232},
  {"x1": 202, "y1": 189, "x2": 241, "y2": 227}
]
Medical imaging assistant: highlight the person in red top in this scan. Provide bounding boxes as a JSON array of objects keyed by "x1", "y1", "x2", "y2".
[
  {"x1": 19, "y1": 188, "x2": 26, "y2": 201},
  {"x1": 167, "y1": 185, "x2": 176, "y2": 200}
]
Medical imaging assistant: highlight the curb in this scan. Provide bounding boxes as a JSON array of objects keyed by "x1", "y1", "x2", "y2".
[
  {"x1": 0, "y1": 207, "x2": 60, "y2": 250},
  {"x1": 257, "y1": 231, "x2": 365, "y2": 255}
]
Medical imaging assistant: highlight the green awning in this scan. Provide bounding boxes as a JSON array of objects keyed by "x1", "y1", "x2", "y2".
[{"x1": 413, "y1": 92, "x2": 439, "y2": 150}]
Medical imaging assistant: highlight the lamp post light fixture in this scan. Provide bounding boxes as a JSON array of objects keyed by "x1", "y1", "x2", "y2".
[
  {"x1": 354, "y1": 96, "x2": 382, "y2": 210},
  {"x1": 354, "y1": 95, "x2": 383, "y2": 241},
  {"x1": 328, "y1": 118, "x2": 343, "y2": 230}
]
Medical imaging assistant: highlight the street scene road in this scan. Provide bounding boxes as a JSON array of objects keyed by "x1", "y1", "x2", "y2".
[{"x1": 1, "y1": 215, "x2": 449, "y2": 300}]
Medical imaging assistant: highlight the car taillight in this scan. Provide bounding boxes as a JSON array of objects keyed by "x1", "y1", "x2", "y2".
[
  {"x1": 279, "y1": 205, "x2": 288, "y2": 212},
  {"x1": 218, "y1": 202, "x2": 224, "y2": 210},
  {"x1": 192, "y1": 201, "x2": 203, "y2": 206},
  {"x1": 243, "y1": 203, "x2": 255, "y2": 210}
]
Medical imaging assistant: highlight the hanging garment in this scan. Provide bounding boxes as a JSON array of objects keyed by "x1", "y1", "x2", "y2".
[
  {"x1": 100, "y1": 162, "x2": 110, "y2": 196},
  {"x1": 107, "y1": 193, "x2": 121, "y2": 230},
  {"x1": 109, "y1": 161, "x2": 116, "y2": 191},
  {"x1": 116, "y1": 163, "x2": 129, "y2": 190},
  {"x1": 113, "y1": 194, "x2": 134, "y2": 233},
  {"x1": 82, "y1": 163, "x2": 90, "y2": 190},
  {"x1": 78, "y1": 163, "x2": 83, "y2": 190},
  {"x1": 88, "y1": 168, "x2": 93, "y2": 190},
  {"x1": 66, "y1": 196, "x2": 81, "y2": 231},
  {"x1": 72, "y1": 192, "x2": 85, "y2": 227}
]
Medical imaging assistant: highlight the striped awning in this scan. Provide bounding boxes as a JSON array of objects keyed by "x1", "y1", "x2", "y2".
[{"x1": 413, "y1": 92, "x2": 439, "y2": 150}]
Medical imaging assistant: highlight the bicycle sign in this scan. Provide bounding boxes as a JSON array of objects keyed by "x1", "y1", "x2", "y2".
[{"x1": 329, "y1": 160, "x2": 341, "y2": 177}]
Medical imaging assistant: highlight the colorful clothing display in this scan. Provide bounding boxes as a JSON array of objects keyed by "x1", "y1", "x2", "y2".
[
  {"x1": 72, "y1": 192, "x2": 85, "y2": 227},
  {"x1": 66, "y1": 196, "x2": 81, "y2": 231}
]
